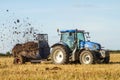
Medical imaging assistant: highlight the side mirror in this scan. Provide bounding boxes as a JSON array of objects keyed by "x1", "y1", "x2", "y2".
[
  {"x1": 86, "y1": 32, "x2": 90, "y2": 38},
  {"x1": 57, "y1": 29, "x2": 59, "y2": 33},
  {"x1": 86, "y1": 32, "x2": 89, "y2": 35},
  {"x1": 57, "y1": 29, "x2": 60, "y2": 36}
]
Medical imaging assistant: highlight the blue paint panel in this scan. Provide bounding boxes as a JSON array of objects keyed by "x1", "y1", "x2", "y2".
[{"x1": 80, "y1": 41, "x2": 101, "y2": 50}]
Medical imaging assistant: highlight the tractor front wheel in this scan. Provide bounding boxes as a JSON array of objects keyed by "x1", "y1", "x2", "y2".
[
  {"x1": 51, "y1": 46, "x2": 69, "y2": 64},
  {"x1": 80, "y1": 50, "x2": 94, "y2": 64}
]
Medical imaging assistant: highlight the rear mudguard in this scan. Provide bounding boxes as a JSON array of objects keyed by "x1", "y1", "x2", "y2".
[
  {"x1": 51, "y1": 42, "x2": 71, "y2": 52},
  {"x1": 51, "y1": 42, "x2": 71, "y2": 56}
]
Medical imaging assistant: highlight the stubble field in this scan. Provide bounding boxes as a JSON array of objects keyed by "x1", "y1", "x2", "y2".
[{"x1": 0, "y1": 53, "x2": 120, "y2": 80}]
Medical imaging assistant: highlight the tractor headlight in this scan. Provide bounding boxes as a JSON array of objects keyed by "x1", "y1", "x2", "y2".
[{"x1": 93, "y1": 44, "x2": 100, "y2": 50}]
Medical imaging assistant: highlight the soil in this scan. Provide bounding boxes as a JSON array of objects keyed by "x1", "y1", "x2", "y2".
[{"x1": 12, "y1": 41, "x2": 38, "y2": 58}]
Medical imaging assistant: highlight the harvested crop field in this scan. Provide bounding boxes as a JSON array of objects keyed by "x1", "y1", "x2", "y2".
[{"x1": 0, "y1": 53, "x2": 120, "y2": 80}]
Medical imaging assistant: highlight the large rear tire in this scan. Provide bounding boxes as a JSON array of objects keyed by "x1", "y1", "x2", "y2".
[
  {"x1": 51, "y1": 46, "x2": 69, "y2": 64},
  {"x1": 80, "y1": 50, "x2": 94, "y2": 64}
]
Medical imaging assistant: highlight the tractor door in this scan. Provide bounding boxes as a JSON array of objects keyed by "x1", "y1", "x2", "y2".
[{"x1": 77, "y1": 32, "x2": 85, "y2": 49}]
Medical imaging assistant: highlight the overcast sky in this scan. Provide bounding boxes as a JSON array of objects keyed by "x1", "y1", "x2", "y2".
[{"x1": 0, "y1": 0, "x2": 120, "y2": 53}]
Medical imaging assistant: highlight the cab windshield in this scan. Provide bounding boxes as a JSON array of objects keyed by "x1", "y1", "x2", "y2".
[
  {"x1": 77, "y1": 32, "x2": 85, "y2": 41},
  {"x1": 61, "y1": 32, "x2": 74, "y2": 42}
]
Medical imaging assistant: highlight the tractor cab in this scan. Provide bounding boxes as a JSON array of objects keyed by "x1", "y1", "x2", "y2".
[
  {"x1": 60, "y1": 29, "x2": 102, "y2": 51},
  {"x1": 60, "y1": 29, "x2": 86, "y2": 50}
]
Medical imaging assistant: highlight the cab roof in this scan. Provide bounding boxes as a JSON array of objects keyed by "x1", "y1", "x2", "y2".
[{"x1": 60, "y1": 29, "x2": 84, "y2": 33}]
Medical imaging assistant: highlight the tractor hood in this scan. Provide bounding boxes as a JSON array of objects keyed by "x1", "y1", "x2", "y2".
[{"x1": 80, "y1": 41, "x2": 101, "y2": 50}]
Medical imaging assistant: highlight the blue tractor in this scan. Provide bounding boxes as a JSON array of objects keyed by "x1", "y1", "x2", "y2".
[{"x1": 51, "y1": 29, "x2": 110, "y2": 64}]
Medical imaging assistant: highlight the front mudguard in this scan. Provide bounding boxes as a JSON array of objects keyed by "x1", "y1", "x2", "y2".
[
  {"x1": 91, "y1": 50, "x2": 110, "y2": 63},
  {"x1": 91, "y1": 50, "x2": 109, "y2": 60}
]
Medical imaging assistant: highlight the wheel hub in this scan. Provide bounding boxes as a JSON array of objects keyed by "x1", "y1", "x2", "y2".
[
  {"x1": 83, "y1": 54, "x2": 91, "y2": 64},
  {"x1": 54, "y1": 50, "x2": 63, "y2": 63}
]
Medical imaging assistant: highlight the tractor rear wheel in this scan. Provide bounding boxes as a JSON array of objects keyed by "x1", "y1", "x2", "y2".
[
  {"x1": 51, "y1": 46, "x2": 69, "y2": 64},
  {"x1": 13, "y1": 55, "x2": 25, "y2": 64},
  {"x1": 80, "y1": 50, "x2": 94, "y2": 64}
]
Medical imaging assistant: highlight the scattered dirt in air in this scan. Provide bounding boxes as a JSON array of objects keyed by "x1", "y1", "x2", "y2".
[
  {"x1": 6, "y1": 9, "x2": 9, "y2": 12},
  {"x1": 17, "y1": 19, "x2": 20, "y2": 23},
  {"x1": 0, "y1": 9, "x2": 40, "y2": 52}
]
